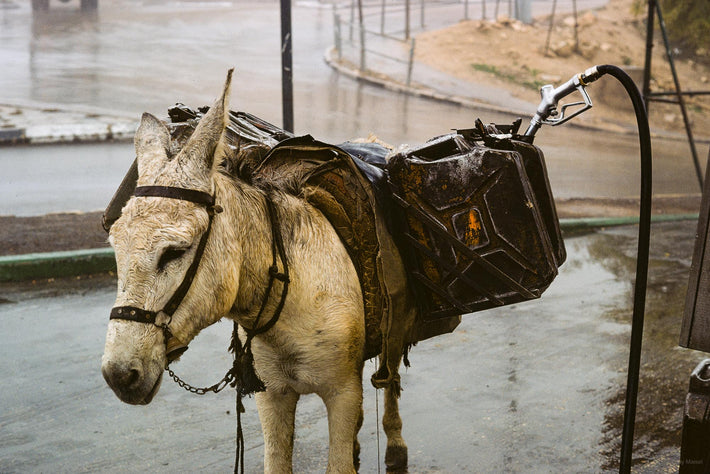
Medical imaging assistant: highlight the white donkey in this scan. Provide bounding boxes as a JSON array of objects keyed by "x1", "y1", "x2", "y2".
[{"x1": 101, "y1": 70, "x2": 409, "y2": 473}]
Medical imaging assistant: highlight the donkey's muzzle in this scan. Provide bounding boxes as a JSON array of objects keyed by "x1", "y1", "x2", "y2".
[{"x1": 102, "y1": 358, "x2": 161, "y2": 405}]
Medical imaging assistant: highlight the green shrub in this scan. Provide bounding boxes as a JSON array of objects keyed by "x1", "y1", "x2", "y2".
[{"x1": 640, "y1": 0, "x2": 710, "y2": 60}]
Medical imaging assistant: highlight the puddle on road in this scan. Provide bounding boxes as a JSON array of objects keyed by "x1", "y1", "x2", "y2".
[{"x1": 585, "y1": 221, "x2": 704, "y2": 472}]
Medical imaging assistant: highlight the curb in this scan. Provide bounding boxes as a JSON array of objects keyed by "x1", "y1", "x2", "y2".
[
  {"x1": 323, "y1": 47, "x2": 527, "y2": 120},
  {"x1": 558, "y1": 213, "x2": 699, "y2": 233},
  {"x1": 0, "y1": 248, "x2": 116, "y2": 282},
  {"x1": 0, "y1": 102, "x2": 137, "y2": 145},
  {"x1": 0, "y1": 122, "x2": 136, "y2": 145},
  {"x1": 0, "y1": 213, "x2": 699, "y2": 283}
]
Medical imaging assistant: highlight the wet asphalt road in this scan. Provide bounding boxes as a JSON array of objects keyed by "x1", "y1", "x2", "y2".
[{"x1": 0, "y1": 221, "x2": 706, "y2": 472}]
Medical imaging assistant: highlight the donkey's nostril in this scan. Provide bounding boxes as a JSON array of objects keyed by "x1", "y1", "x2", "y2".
[
  {"x1": 102, "y1": 360, "x2": 143, "y2": 391},
  {"x1": 126, "y1": 368, "x2": 141, "y2": 387}
]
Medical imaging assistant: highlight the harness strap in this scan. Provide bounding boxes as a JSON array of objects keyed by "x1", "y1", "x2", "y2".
[
  {"x1": 110, "y1": 306, "x2": 158, "y2": 324},
  {"x1": 163, "y1": 210, "x2": 215, "y2": 316},
  {"x1": 243, "y1": 195, "x2": 290, "y2": 339},
  {"x1": 134, "y1": 185, "x2": 215, "y2": 207},
  {"x1": 231, "y1": 194, "x2": 290, "y2": 474}
]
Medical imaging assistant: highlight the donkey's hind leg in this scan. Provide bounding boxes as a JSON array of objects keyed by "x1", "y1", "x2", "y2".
[
  {"x1": 353, "y1": 404, "x2": 364, "y2": 471},
  {"x1": 383, "y1": 372, "x2": 408, "y2": 471},
  {"x1": 255, "y1": 387, "x2": 300, "y2": 474}
]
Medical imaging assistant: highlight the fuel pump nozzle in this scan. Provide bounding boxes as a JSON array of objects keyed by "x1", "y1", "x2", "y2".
[{"x1": 523, "y1": 66, "x2": 603, "y2": 139}]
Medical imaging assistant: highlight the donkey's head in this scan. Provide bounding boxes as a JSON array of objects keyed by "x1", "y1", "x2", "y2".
[{"x1": 102, "y1": 71, "x2": 235, "y2": 405}]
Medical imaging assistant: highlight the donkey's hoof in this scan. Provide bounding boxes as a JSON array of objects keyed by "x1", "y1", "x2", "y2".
[{"x1": 384, "y1": 443, "x2": 408, "y2": 472}]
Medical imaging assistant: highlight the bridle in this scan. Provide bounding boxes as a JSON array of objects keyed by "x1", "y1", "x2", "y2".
[
  {"x1": 107, "y1": 182, "x2": 290, "y2": 474},
  {"x1": 109, "y1": 185, "x2": 223, "y2": 363},
  {"x1": 107, "y1": 183, "x2": 290, "y2": 372}
]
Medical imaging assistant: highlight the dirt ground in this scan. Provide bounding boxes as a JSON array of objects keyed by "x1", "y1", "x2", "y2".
[
  {"x1": 414, "y1": 0, "x2": 709, "y2": 135},
  {"x1": 0, "y1": 211, "x2": 107, "y2": 255}
]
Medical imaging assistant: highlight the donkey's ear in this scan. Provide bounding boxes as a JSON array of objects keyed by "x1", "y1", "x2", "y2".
[
  {"x1": 178, "y1": 68, "x2": 233, "y2": 173},
  {"x1": 135, "y1": 113, "x2": 171, "y2": 176},
  {"x1": 135, "y1": 112, "x2": 170, "y2": 156}
]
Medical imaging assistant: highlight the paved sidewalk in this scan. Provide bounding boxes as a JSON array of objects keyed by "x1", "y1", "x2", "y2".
[{"x1": 0, "y1": 101, "x2": 136, "y2": 145}]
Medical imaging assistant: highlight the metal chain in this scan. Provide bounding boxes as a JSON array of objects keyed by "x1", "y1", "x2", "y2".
[{"x1": 166, "y1": 365, "x2": 235, "y2": 395}]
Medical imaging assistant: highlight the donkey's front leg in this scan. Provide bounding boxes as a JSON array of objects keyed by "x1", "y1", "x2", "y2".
[
  {"x1": 255, "y1": 387, "x2": 300, "y2": 474},
  {"x1": 322, "y1": 378, "x2": 363, "y2": 474}
]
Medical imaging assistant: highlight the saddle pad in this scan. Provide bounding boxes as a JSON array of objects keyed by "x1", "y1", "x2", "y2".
[{"x1": 254, "y1": 136, "x2": 408, "y2": 360}]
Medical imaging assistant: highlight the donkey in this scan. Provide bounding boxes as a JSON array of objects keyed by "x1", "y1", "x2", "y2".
[{"x1": 101, "y1": 70, "x2": 409, "y2": 473}]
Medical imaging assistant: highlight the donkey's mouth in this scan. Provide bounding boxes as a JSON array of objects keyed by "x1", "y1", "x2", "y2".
[{"x1": 137, "y1": 372, "x2": 163, "y2": 405}]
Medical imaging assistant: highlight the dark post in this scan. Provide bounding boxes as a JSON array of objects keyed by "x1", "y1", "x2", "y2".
[
  {"x1": 405, "y1": 0, "x2": 410, "y2": 39},
  {"x1": 280, "y1": 0, "x2": 294, "y2": 133},
  {"x1": 642, "y1": 0, "x2": 655, "y2": 107}
]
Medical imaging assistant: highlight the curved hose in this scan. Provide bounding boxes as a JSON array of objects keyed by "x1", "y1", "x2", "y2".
[{"x1": 595, "y1": 64, "x2": 653, "y2": 474}]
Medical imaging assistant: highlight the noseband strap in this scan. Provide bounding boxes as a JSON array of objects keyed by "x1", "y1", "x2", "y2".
[
  {"x1": 110, "y1": 185, "x2": 221, "y2": 361},
  {"x1": 110, "y1": 306, "x2": 158, "y2": 324}
]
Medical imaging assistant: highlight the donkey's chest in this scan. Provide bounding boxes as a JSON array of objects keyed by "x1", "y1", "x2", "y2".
[{"x1": 252, "y1": 330, "x2": 355, "y2": 395}]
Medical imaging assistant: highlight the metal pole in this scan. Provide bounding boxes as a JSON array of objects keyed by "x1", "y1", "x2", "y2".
[
  {"x1": 641, "y1": 0, "x2": 654, "y2": 107},
  {"x1": 280, "y1": 0, "x2": 294, "y2": 133},
  {"x1": 405, "y1": 0, "x2": 410, "y2": 39},
  {"x1": 464, "y1": 0, "x2": 469, "y2": 20},
  {"x1": 406, "y1": 37, "x2": 415, "y2": 86},
  {"x1": 358, "y1": 0, "x2": 366, "y2": 71},
  {"x1": 572, "y1": 0, "x2": 579, "y2": 52},
  {"x1": 380, "y1": 0, "x2": 385, "y2": 35},
  {"x1": 333, "y1": 9, "x2": 342, "y2": 61},
  {"x1": 420, "y1": 0, "x2": 424, "y2": 29},
  {"x1": 543, "y1": 0, "x2": 558, "y2": 56}
]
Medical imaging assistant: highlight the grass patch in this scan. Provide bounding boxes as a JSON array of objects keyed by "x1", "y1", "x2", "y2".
[{"x1": 471, "y1": 63, "x2": 543, "y2": 90}]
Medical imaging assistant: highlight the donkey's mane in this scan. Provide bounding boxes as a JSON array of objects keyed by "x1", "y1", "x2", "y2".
[{"x1": 219, "y1": 141, "x2": 306, "y2": 198}]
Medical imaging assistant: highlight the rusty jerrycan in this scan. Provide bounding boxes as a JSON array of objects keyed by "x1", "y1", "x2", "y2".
[{"x1": 386, "y1": 120, "x2": 566, "y2": 320}]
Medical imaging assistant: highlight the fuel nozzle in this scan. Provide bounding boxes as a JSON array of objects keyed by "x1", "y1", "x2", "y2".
[{"x1": 524, "y1": 66, "x2": 603, "y2": 139}]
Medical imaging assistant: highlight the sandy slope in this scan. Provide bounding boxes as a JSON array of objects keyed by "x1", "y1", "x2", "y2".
[{"x1": 414, "y1": 0, "x2": 709, "y2": 136}]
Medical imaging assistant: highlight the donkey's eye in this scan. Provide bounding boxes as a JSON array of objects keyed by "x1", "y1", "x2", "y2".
[{"x1": 157, "y1": 246, "x2": 189, "y2": 272}]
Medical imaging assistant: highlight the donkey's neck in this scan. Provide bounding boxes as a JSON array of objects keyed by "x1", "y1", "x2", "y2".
[{"x1": 213, "y1": 173, "x2": 283, "y2": 326}]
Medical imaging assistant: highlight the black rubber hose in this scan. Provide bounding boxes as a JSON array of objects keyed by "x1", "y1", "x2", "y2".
[{"x1": 595, "y1": 64, "x2": 653, "y2": 473}]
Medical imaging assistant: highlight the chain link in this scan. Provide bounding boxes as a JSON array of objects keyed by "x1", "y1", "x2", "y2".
[{"x1": 166, "y1": 365, "x2": 235, "y2": 395}]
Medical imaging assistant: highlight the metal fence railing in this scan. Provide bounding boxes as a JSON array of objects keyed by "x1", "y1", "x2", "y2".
[
  {"x1": 330, "y1": 0, "x2": 531, "y2": 87},
  {"x1": 333, "y1": 6, "x2": 416, "y2": 86}
]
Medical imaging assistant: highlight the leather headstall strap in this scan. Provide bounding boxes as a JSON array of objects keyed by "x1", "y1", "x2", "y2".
[{"x1": 109, "y1": 185, "x2": 223, "y2": 363}]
